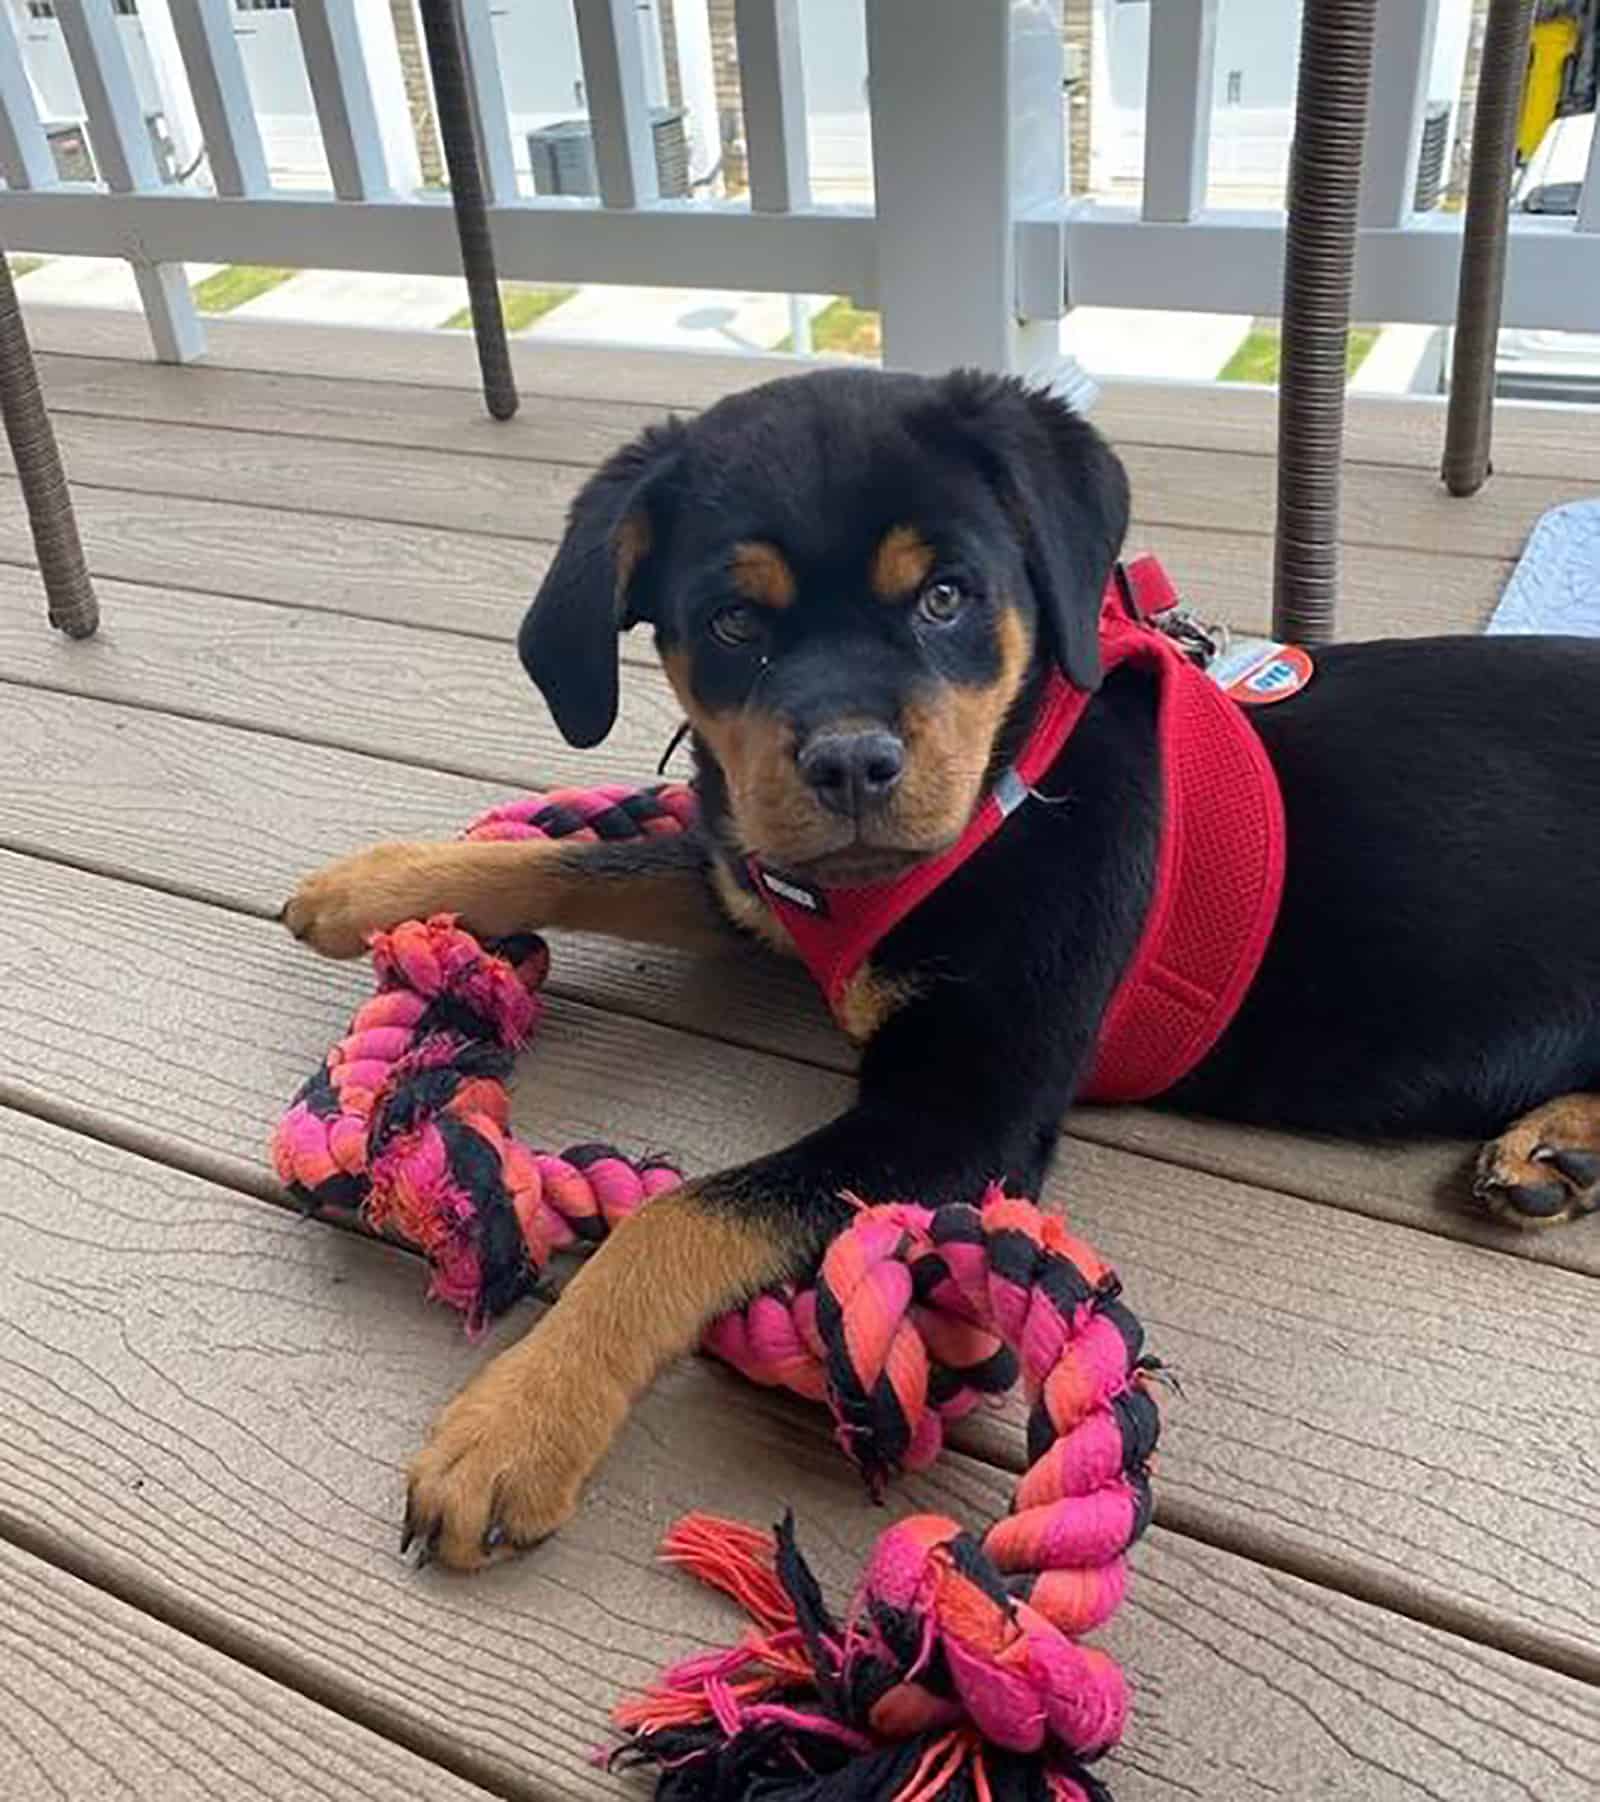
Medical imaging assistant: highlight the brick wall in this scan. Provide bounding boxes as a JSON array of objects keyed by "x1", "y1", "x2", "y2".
[{"x1": 390, "y1": 0, "x2": 444, "y2": 189}]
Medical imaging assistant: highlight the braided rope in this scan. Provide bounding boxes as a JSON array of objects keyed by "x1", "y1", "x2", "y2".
[{"x1": 273, "y1": 785, "x2": 1161, "y2": 1802}]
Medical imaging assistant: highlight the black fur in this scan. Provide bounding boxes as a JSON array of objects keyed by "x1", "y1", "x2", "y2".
[{"x1": 518, "y1": 366, "x2": 1600, "y2": 1265}]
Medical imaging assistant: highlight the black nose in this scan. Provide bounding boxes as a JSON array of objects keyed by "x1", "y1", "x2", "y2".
[{"x1": 798, "y1": 729, "x2": 905, "y2": 816}]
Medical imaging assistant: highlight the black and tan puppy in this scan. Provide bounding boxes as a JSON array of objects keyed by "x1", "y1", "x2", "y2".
[{"x1": 285, "y1": 367, "x2": 1600, "y2": 1569}]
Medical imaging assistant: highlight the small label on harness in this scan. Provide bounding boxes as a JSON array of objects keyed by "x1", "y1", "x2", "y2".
[
  {"x1": 756, "y1": 865, "x2": 830, "y2": 916},
  {"x1": 1208, "y1": 637, "x2": 1315, "y2": 706}
]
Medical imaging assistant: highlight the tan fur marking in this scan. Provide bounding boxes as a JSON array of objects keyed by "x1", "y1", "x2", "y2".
[
  {"x1": 664, "y1": 648, "x2": 845, "y2": 870},
  {"x1": 895, "y1": 606, "x2": 1034, "y2": 846},
  {"x1": 731, "y1": 541, "x2": 797, "y2": 611},
  {"x1": 404, "y1": 1189, "x2": 790, "y2": 1567},
  {"x1": 284, "y1": 835, "x2": 729, "y2": 959},
  {"x1": 835, "y1": 963, "x2": 920, "y2": 1042},
  {"x1": 870, "y1": 525, "x2": 936, "y2": 601}
]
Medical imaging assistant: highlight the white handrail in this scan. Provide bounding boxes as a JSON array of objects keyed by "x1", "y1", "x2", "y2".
[
  {"x1": 54, "y1": 0, "x2": 203, "y2": 362},
  {"x1": 1360, "y1": 0, "x2": 1443, "y2": 230},
  {"x1": 573, "y1": 0, "x2": 659, "y2": 209},
  {"x1": 0, "y1": 4, "x2": 55, "y2": 192},
  {"x1": 736, "y1": 0, "x2": 810, "y2": 214},
  {"x1": 168, "y1": 0, "x2": 272, "y2": 198},
  {"x1": 1141, "y1": 0, "x2": 1218, "y2": 225}
]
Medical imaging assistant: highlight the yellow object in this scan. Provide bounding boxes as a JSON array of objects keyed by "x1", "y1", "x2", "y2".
[{"x1": 1520, "y1": 16, "x2": 1582, "y2": 162}]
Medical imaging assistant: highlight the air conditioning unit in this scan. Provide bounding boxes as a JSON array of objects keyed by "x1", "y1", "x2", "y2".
[{"x1": 527, "y1": 108, "x2": 691, "y2": 199}]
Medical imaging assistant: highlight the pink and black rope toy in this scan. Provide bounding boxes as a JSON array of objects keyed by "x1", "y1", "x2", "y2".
[{"x1": 273, "y1": 784, "x2": 1163, "y2": 1802}]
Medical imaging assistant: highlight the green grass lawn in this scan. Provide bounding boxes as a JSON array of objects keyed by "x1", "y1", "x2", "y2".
[
  {"x1": 778, "y1": 297, "x2": 882, "y2": 358},
  {"x1": 1220, "y1": 319, "x2": 1380, "y2": 385},
  {"x1": 6, "y1": 256, "x2": 44, "y2": 281},
  {"x1": 443, "y1": 283, "x2": 575, "y2": 333},
  {"x1": 192, "y1": 265, "x2": 296, "y2": 313}
]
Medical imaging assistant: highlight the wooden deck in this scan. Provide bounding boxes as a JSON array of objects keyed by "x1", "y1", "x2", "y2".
[{"x1": 2, "y1": 306, "x2": 1598, "y2": 1801}]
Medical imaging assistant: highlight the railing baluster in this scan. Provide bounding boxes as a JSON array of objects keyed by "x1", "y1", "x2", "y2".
[
  {"x1": 1359, "y1": 0, "x2": 1441, "y2": 228},
  {"x1": 1142, "y1": 0, "x2": 1218, "y2": 223},
  {"x1": 866, "y1": 0, "x2": 1074, "y2": 384},
  {"x1": 56, "y1": 0, "x2": 204, "y2": 363},
  {"x1": 0, "y1": 5, "x2": 58, "y2": 191},
  {"x1": 294, "y1": 0, "x2": 395, "y2": 199},
  {"x1": 168, "y1": 0, "x2": 271, "y2": 198},
  {"x1": 456, "y1": 0, "x2": 517, "y2": 206},
  {"x1": 1579, "y1": 106, "x2": 1600, "y2": 234},
  {"x1": 573, "y1": 0, "x2": 658, "y2": 208},
  {"x1": 736, "y1": 0, "x2": 810, "y2": 213}
]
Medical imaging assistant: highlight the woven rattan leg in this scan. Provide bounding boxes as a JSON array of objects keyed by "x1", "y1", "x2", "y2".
[
  {"x1": 1441, "y1": 0, "x2": 1537, "y2": 498},
  {"x1": 0, "y1": 246, "x2": 98, "y2": 638},
  {"x1": 1271, "y1": 0, "x2": 1378, "y2": 646},
  {"x1": 418, "y1": 0, "x2": 518, "y2": 422}
]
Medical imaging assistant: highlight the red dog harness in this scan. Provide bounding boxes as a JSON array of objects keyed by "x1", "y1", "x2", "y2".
[{"x1": 750, "y1": 555, "x2": 1288, "y2": 1103}]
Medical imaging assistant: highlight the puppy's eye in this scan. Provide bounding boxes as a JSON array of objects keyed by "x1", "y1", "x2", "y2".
[
  {"x1": 708, "y1": 604, "x2": 763, "y2": 648},
  {"x1": 915, "y1": 579, "x2": 967, "y2": 626}
]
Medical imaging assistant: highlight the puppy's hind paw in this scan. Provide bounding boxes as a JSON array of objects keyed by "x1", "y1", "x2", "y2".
[{"x1": 1475, "y1": 1094, "x2": 1600, "y2": 1229}]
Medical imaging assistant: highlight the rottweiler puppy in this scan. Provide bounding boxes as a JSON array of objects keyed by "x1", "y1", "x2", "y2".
[{"x1": 285, "y1": 367, "x2": 1600, "y2": 1570}]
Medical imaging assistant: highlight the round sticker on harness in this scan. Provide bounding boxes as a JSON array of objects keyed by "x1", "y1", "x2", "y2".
[{"x1": 1208, "y1": 636, "x2": 1315, "y2": 706}]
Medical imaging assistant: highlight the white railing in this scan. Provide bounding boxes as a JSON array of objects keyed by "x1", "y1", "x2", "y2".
[{"x1": 1, "y1": 0, "x2": 1599, "y2": 373}]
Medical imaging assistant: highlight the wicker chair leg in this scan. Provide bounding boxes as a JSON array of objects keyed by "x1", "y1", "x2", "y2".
[
  {"x1": 1272, "y1": 0, "x2": 1378, "y2": 647},
  {"x1": 1441, "y1": 0, "x2": 1536, "y2": 499},
  {"x1": 0, "y1": 248, "x2": 99, "y2": 638},
  {"x1": 417, "y1": 0, "x2": 518, "y2": 423}
]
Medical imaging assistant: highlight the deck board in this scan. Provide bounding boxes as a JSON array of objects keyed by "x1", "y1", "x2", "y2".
[
  {"x1": 0, "y1": 487, "x2": 1515, "y2": 646},
  {"x1": 3, "y1": 848, "x2": 1596, "y2": 1672},
  {"x1": 17, "y1": 407, "x2": 1574, "y2": 567},
  {"x1": 0, "y1": 1540, "x2": 495, "y2": 1802},
  {"x1": 3, "y1": 1104, "x2": 1597, "y2": 1802}
]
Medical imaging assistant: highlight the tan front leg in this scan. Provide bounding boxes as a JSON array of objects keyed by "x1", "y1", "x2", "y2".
[
  {"x1": 283, "y1": 832, "x2": 730, "y2": 959},
  {"x1": 402, "y1": 1187, "x2": 791, "y2": 1569}
]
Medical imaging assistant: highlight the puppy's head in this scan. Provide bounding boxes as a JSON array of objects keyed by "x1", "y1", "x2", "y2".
[{"x1": 519, "y1": 368, "x2": 1128, "y2": 879}]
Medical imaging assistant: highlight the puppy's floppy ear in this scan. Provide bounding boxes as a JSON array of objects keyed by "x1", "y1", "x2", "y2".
[
  {"x1": 938, "y1": 371, "x2": 1130, "y2": 693},
  {"x1": 519, "y1": 419, "x2": 686, "y2": 747}
]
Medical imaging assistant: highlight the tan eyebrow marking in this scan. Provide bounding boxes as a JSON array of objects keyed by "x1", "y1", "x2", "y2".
[
  {"x1": 730, "y1": 541, "x2": 797, "y2": 610},
  {"x1": 870, "y1": 525, "x2": 935, "y2": 602}
]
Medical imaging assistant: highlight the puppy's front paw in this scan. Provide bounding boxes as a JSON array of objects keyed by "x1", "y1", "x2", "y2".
[
  {"x1": 282, "y1": 843, "x2": 441, "y2": 958},
  {"x1": 403, "y1": 1336, "x2": 628, "y2": 1571}
]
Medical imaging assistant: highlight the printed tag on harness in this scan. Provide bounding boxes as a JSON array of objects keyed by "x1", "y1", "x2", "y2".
[
  {"x1": 755, "y1": 864, "x2": 830, "y2": 917},
  {"x1": 1208, "y1": 636, "x2": 1314, "y2": 706}
]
